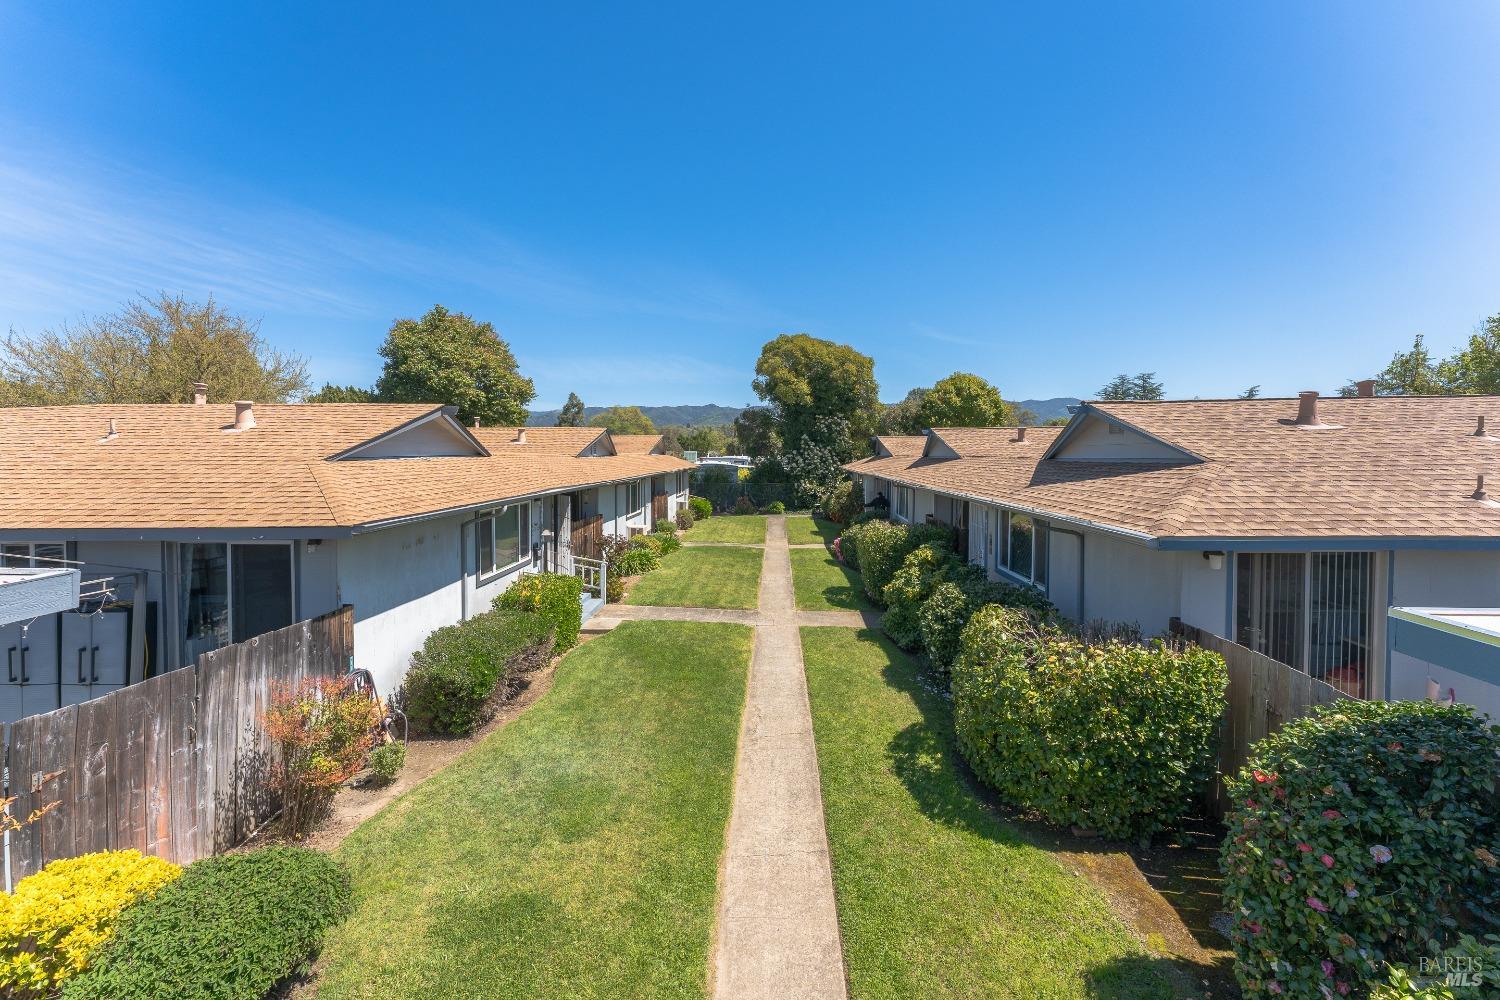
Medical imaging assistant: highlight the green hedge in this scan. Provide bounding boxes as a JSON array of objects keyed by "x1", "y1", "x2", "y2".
[
  {"x1": 401, "y1": 607, "x2": 555, "y2": 735},
  {"x1": 820, "y1": 477, "x2": 863, "y2": 525},
  {"x1": 880, "y1": 543, "x2": 955, "y2": 650},
  {"x1": 952, "y1": 606, "x2": 1226, "y2": 839},
  {"x1": 852, "y1": 520, "x2": 954, "y2": 606},
  {"x1": 614, "y1": 547, "x2": 659, "y2": 577},
  {"x1": 63, "y1": 847, "x2": 350, "y2": 1000},
  {"x1": 689, "y1": 495, "x2": 713, "y2": 520},
  {"x1": 1221, "y1": 700, "x2": 1500, "y2": 999},
  {"x1": 918, "y1": 565, "x2": 1056, "y2": 676},
  {"x1": 495, "y1": 572, "x2": 584, "y2": 652}
]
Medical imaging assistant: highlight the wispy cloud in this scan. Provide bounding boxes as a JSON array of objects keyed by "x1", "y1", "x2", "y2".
[{"x1": 0, "y1": 141, "x2": 782, "y2": 337}]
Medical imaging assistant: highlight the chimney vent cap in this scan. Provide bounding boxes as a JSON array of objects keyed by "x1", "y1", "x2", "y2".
[
  {"x1": 1355, "y1": 379, "x2": 1375, "y2": 398},
  {"x1": 192, "y1": 381, "x2": 208, "y2": 405},
  {"x1": 232, "y1": 400, "x2": 256, "y2": 431}
]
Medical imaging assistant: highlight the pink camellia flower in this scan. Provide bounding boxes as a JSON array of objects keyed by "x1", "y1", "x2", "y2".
[
  {"x1": 1322, "y1": 809, "x2": 1341, "y2": 820},
  {"x1": 1244, "y1": 920, "x2": 1262, "y2": 934},
  {"x1": 1370, "y1": 845, "x2": 1393, "y2": 864},
  {"x1": 1297, "y1": 842, "x2": 1313, "y2": 853},
  {"x1": 1337, "y1": 982, "x2": 1351, "y2": 996},
  {"x1": 1268, "y1": 981, "x2": 1283, "y2": 995},
  {"x1": 1321, "y1": 960, "x2": 1335, "y2": 977},
  {"x1": 1307, "y1": 897, "x2": 1331, "y2": 913},
  {"x1": 1321, "y1": 854, "x2": 1335, "y2": 869}
]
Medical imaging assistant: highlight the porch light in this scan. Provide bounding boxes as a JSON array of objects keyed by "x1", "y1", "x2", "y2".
[{"x1": 1202, "y1": 551, "x2": 1225, "y2": 571}]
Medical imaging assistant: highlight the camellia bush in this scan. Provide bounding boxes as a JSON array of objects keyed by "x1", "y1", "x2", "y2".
[
  {"x1": 952, "y1": 605, "x2": 1226, "y2": 840},
  {"x1": 881, "y1": 542, "x2": 956, "y2": 650},
  {"x1": 1220, "y1": 699, "x2": 1500, "y2": 999},
  {"x1": 0, "y1": 850, "x2": 181, "y2": 996},
  {"x1": 918, "y1": 566, "x2": 1056, "y2": 677}
]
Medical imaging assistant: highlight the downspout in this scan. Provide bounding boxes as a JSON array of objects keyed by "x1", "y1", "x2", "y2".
[{"x1": 1385, "y1": 550, "x2": 1397, "y2": 701}]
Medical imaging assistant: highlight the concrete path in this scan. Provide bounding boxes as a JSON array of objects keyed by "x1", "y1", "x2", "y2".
[{"x1": 589, "y1": 515, "x2": 850, "y2": 999}]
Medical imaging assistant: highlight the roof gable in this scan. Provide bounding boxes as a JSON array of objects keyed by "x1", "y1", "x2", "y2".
[
  {"x1": 1044, "y1": 407, "x2": 1202, "y2": 463},
  {"x1": 329, "y1": 407, "x2": 488, "y2": 460}
]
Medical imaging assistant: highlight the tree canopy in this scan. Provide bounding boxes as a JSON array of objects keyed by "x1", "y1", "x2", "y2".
[
  {"x1": 1097, "y1": 372, "x2": 1165, "y2": 401},
  {"x1": 915, "y1": 372, "x2": 1012, "y2": 428},
  {"x1": 374, "y1": 305, "x2": 534, "y2": 426},
  {"x1": 751, "y1": 334, "x2": 878, "y2": 453},
  {"x1": 557, "y1": 392, "x2": 586, "y2": 426},
  {"x1": 1342, "y1": 318, "x2": 1500, "y2": 396},
  {"x1": 677, "y1": 424, "x2": 728, "y2": 455},
  {"x1": 0, "y1": 293, "x2": 309, "y2": 406},
  {"x1": 306, "y1": 383, "x2": 377, "y2": 403},
  {"x1": 588, "y1": 405, "x2": 656, "y2": 434},
  {"x1": 878, "y1": 388, "x2": 928, "y2": 435}
]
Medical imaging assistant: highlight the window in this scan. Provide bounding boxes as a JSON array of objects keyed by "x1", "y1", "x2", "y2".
[
  {"x1": 476, "y1": 503, "x2": 532, "y2": 576},
  {"x1": 178, "y1": 542, "x2": 295, "y2": 663},
  {"x1": 1007, "y1": 513, "x2": 1033, "y2": 578},
  {"x1": 1, "y1": 541, "x2": 65, "y2": 568},
  {"x1": 892, "y1": 485, "x2": 914, "y2": 521},
  {"x1": 1235, "y1": 552, "x2": 1375, "y2": 697},
  {"x1": 992, "y1": 510, "x2": 1048, "y2": 589},
  {"x1": 628, "y1": 480, "x2": 643, "y2": 516}
]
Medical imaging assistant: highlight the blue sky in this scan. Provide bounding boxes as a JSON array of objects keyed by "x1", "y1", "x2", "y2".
[{"x1": 2, "y1": 2, "x2": 1497, "y2": 409}]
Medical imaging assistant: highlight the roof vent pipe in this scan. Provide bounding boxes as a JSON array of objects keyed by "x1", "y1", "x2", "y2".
[
  {"x1": 515, "y1": 428, "x2": 527, "y2": 444},
  {"x1": 1475, "y1": 415, "x2": 1489, "y2": 437},
  {"x1": 1475, "y1": 474, "x2": 1489, "y2": 502},
  {"x1": 1015, "y1": 426, "x2": 1027, "y2": 442},
  {"x1": 233, "y1": 401, "x2": 256, "y2": 431},
  {"x1": 1355, "y1": 379, "x2": 1375, "y2": 398},
  {"x1": 100, "y1": 417, "x2": 119, "y2": 442},
  {"x1": 1295, "y1": 391, "x2": 1320, "y2": 426},
  {"x1": 193, "y1": 382, "x2": 208, "y2": 405}
]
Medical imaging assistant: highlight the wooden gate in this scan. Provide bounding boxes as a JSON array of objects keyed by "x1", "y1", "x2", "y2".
[
  {"x1": 3, "y1": 606, "x2": 353, "y2": 882},
  {"x1": 652, "y1": 491, "x2": 668, "y2": 525},
  {"x1": 572, "y1": 514, "x2": 605, "y2": 560},
  {"x1": 1171, "y1": 620, "x2": 1354, "y2": 818}
]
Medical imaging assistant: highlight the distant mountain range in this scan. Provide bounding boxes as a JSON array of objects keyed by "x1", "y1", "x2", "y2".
[
  {"x1": 525, "y1": 404, "x2": 744, "y2": 427},
  {"x1": 525, "y1": 398, "x2": 1082, "y2": 428}
]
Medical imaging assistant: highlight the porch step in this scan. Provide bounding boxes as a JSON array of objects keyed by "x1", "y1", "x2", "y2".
[{"x1": 581, "y1": 595, "x2": 606, "y2": 623}]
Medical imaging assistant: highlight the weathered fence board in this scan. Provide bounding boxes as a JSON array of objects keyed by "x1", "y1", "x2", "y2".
[
  {"x1": 2, "y1": 605, "x2": 351, "y2": 883},
  {"x1": 1172, "y1": 620, "x2": 1357, "y2": 818}
]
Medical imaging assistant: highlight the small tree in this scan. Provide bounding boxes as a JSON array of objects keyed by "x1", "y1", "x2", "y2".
[
  {"x1": 1130, "y1": 372, "x2": 1165, "y2": 400},
  {"x1": 306, "y1": 383, "x2": 376, "y2": 402},
  {"x1": 1097, "y1": 374, "x2": 1136, "y2": 400},
  {"x1": 557, "y1": 392, "x2": 586, "y2": 426},
  {"x1": 373, "y1": 305, "x2": 535, "y2": 426},
  {"x1": 1239, "y1": 385, "x2": 1261, "y2": 399},
  {"x1": 261, "y1": 678, "x2": 379, "y2": 835},
  {"x1": 588, "y1": 405, "x2": 655, "y2": 434}
]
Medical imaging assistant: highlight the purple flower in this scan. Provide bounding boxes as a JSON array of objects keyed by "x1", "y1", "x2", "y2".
[
  {"x1": 1307, "y1": 897, "x2": 1330, "y2": 913},
  {"x1": 1370, "y1": 845, "x2": 1393, "y2": 864},
  {"x1": 1320, "y1": 854, "x2": 1335, "y2": 869},
  {"x1": 1268, "y1": 981, "x2": 1283, "y2": 995},
  {"x1": 1321, "y1": 960, "x2": 1335, "y2": 977}
]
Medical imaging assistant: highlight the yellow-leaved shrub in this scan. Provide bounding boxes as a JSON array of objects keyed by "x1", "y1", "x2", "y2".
[{"x1": 0, "y1": 849, "x2": 180, "y2": 996}]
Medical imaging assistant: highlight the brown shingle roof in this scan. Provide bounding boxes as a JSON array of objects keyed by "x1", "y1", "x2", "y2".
[
  {"x1": 929, "y1": 426, "x2": 1063, "y2": 457},
  {"x1": 473, "y1": 426, "x2": 611, "y2": 456},
  {"x1": 610, "y1": 434, "x2": 666, "y2": 454},
  {"x1": 0, "y1": 404, "x2": 690, "y2": 532},
  {"x1": 874, "y1": 435, "x2": 927, "y2": 458},
  {"x1": 847, "y1": 396, "x2": 1500, "y2": 541}
]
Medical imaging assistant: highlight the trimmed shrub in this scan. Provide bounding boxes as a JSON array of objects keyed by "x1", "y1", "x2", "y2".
[
  {"x1": 654, "y1": 530, "x2": 682, "y2": 554},
  {"x1": 820, "y1": 477, "x2": 863, "y2": 525},
  {"x1": 495, "y1": 572, "x2": 584, "y2": 652},
  {"x1": 837, "y1": 516, "x2": 884, "y2": 571},
  {"x1": 733, "y1": 495, "x2": 757, "y2": 515},
  {"x1": 847, "y1": 520, "x2": 911, "y2": 602},
  {"x1": 606, "y1": 570, "x2": 625, "y2": 603},
  {"x1": 654, "y1": 517, "x2": 676, "y2": 534},
  {"x1": 1220, "y1": 700, "x2": 1500, "y2": 999},
  {"x1": 689, "y1": 495, "x2": 713, "y2": 520},
  {"x1": 401, "y1": 608, "x2": 555, "y2": 735},
  {"x1": 628, "y1": 534, "x2": 664, "y2": 556},
  {"x1": 881, "y1": 543, "x2": 956, "y2": 650},
  {"x1": 261, "y1": 677, "x2": 381, "y2": 834},
  {"x1": 614, "y1": 547, "x2": 659, "y2": 577},
  {"x1": 953, "y1": 606, "x2": 1226, "y2": 840},
  {"x1": 367, "y1": 741, "x2": 406, "y2": 786},
  {"x1": 763, "y1": 500, "x2": 786, "y2": 514},
  {"x1": 0, "y1": 850, "x2": 181, "y2": 996},
  {"x1": 675, "y1": 508, "x2": 694, "y2": 530},
  {"x1": 919, "y1": 568, "x2": 1057, "y2": 676},
  {"x1": 64, "y1": 847, "x2": 351, "y2": 1000}
]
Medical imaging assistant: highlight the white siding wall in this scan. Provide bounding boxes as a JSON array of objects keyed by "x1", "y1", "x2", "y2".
[
  {"x1": 1080, "y1": 532, "x2": 1185, "y2": 635},
  {"x1": 1178, "y1": 552, "x2": 1229, "y2": 636}
]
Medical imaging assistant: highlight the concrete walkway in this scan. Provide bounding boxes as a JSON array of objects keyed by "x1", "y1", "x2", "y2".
[{"x1": 590, "y1": 515, "x2": 851, "y2": 1000}]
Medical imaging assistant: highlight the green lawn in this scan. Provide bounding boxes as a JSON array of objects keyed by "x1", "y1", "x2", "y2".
[
  {"x1": 783, "y1": 515, "x2": 840, "y2": 546},
  {"x1": 680, "y1": 514, "x2": 767, "y2": 545},
  {"x1": 626, "y1": 545, "x2": 762, "y2": 609},
  {"x1": 789, "y1": 548, "x2": 873, "y2": 612},
  {"x1": 802, "y1": 627, "x2": 1178, "y2": 1000},
  {"x1": 317, "y1": 621, "x2": 752, "y2": 999}
]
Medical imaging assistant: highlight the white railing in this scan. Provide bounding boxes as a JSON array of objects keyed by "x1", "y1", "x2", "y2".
[{"x1": 574, "y1": 556, "x2": 607, "y2": 601}]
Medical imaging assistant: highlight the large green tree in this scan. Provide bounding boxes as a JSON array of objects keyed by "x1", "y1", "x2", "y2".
[
  {"x1": 0, "y1": 292, "x2": 309, "y2": 406},
  {"x1": 678, "y1": 424, "x2": 728, "y2": 455},
  {"x1": 374, "y1": 305, "x2": 534, "y2": 425},
  {"x1": 1438, "y1": 315, "x2": 1500, "y2": 395},
  {"x1": 878, "y1": 388, "x2": 928, "y2": 435},
  {"x1": 1097, "y1": 372, "x2": 1165, "y2": 401},
  {"x1": 915, "y1": 372, "x2": 1012, "y2": 428},
  {"x1": 751, "y1": 334, "x2": 878, "y2": 453},
  {"x1": 557, "y1": 392, "x2": 586, "y2": 426},
  {"x1": 588, "y1": 405, "x2": 656, "y2": 434},
  {"x1": 730, "y1": 406, "x2": 781, "y2": 457},
  {"x1": 306, "y1": 383, "x2": 376, "y2": 402}
]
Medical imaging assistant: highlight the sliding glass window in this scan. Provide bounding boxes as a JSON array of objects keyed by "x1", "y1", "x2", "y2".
[
  {"x1": 178, "y1": 542, "x2": 294, "y2": 664},
  {"x1": 1234, "y1": 552, "x2": 1375, "y2": 698}
]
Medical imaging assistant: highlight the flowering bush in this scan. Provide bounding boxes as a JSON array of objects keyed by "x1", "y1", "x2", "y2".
[
  {"x1": 689, "y1": 495, "x2": 713, "y2": 520},
  {"x1": 0, "y1": 850, "x2": 180, "y2": 996},
  {"x1": 953, "y1": 605, "x2": 1226, "y2": 839},
  {"x1": 1221, "y1": 699, "x2": 1500, "y2": 999},
  {"x1": 495, "y1": 572, "x2": 583, "y2": 651},
  {"x1": 262, "y1": 677, "x2": 381, "y2": 834},
  {"x1": 63, "y1": 847, "x2": 350, "y2": 1000}
]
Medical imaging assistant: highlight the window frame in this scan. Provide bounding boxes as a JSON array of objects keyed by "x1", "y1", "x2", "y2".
[
  {"x1": 0, "y1": 541, "x2": 67, "y2": 568},
  {"x1": 475, "y1": 502, "x2": 533, "y2": 580},
  {"x1": 991, "y1": 508, "x2": 1049, "y2": 591},
  {"x1": 177, "y1": 540, "x2": 297, "y2": 665}
]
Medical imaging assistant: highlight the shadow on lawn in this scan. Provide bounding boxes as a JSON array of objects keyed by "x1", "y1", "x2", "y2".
[{"x1": 875, "y1": 634, "x2": 1239, "y2": 999}]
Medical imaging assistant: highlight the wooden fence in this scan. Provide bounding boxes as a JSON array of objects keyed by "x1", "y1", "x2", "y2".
[
  {"x1": 1171, "y1": 619, "x2": 1356, "y2": 818},
  {"x1": 3, "y1": 606, "x2": 353, "y2": 883}
]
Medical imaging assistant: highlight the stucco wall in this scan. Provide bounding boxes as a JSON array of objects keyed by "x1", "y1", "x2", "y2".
[
  {"x1": 1082, "y1": 532, "x2": 1184, "y2": 635},
  {"x1": 1178, "y1": 551, "x2": 1229, "y2": 636},
  {"x1": 1388, "y1": 550, "x2": 1500, "y2": 714},
  {"x1": 337, "y1": 515, "x2": 465, "y2": 696}
]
